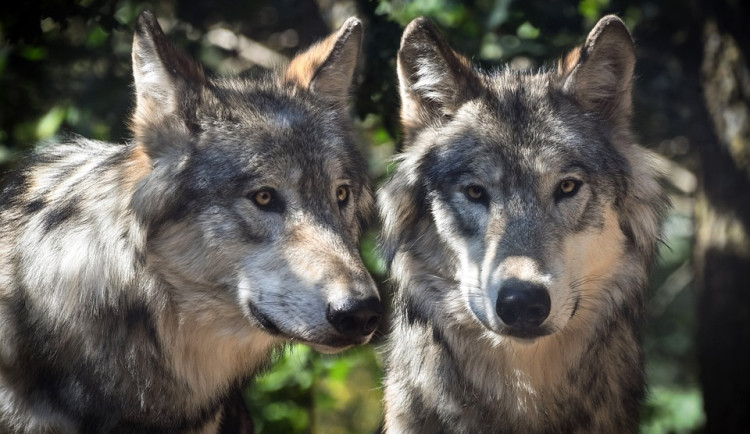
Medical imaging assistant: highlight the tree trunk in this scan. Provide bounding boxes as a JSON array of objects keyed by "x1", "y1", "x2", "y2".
[{"x1": 695, "y1": 8, "x2": 750, "y2": 433}]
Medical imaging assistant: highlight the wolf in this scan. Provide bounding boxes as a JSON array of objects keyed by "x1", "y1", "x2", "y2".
[
  {"x1": 378, "y1": 15, "x2": 668, "y2": 433},
  {"x1": 0, "y1": 11, "x2": 382, "y2": 433}
]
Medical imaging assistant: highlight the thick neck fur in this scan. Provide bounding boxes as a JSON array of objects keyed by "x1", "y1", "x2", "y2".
[{"x1": 385, "y1": 235, "x2": 646, "y2": 433}]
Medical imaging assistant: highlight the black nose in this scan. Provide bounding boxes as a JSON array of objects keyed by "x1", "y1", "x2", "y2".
[
  {"x1": 496, "y1": 281, "x2": 551, "y2": 328},
  {"x1": 327, "y1": 297, "x2": 383, "y2": 338}
]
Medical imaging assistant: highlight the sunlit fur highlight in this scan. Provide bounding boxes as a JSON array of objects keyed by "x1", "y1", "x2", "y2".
[
  {"x1": 380, "y1": 15, "x2": 668, "y2": 433},
  {"x1": 0, "y1": 11, "x2": 377, "y2": 433}
]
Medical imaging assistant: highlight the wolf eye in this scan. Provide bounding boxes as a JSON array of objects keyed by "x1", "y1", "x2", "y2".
[
  {"x1": 557, "y1": 179, "x2": 582, "y2": 198},
  {"x1": 253, "y1": 189, "x2": 274, "y2": 207},
  {"x1": 465, "y1": 185, "x2": 487, "y2": 202},
  {"x1": 249, "y1": 188, "x2": 285, "y2": 213},
  {"x1": 336, "y1": 185, "x2": 350, "y2": 205}
]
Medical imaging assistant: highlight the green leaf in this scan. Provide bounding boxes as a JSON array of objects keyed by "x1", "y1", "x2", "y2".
[
  {"x1": 642, "y1": 386, "x2": 705, "y2": 433},
  {"x1": 86, "y1": 25, "x2": 109, "y2": 48},
  {"x1": 36, "y1": 106, "x2": 67, "y2": 139},
  {"x1": 578, "y1": 0, "x2": 611, "y2": 23},
  {"x1": 516, "y1": 21, "x2": 540, "y2": 39},
  {"x1": 20, "y1": 46, "x2": 48, "y2": 61}
]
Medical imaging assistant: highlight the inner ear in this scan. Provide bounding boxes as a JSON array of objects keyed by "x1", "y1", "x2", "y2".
[
  {"x1": 397, "y1": 17, "x2": 481, "y2": 137},
  {"x1": 130, "y1": 11, "x2": 205, "y2": 158},
  {"x1": 284, "y1": 17, "x2": 362, "y2": 104},
  {"x1": 132, "y1": 11, "x2": 205, "y2": 114},
  {"x1": 558, "y1": 15, "x2": 635, "y2": 128}
]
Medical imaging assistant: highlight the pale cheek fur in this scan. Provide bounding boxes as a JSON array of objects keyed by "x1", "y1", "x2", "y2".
[{"x1": 559, "y1": 206, "x2": 626, "y2": 316}]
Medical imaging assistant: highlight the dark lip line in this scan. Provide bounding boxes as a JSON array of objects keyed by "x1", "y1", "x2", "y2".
[
  {"x1": 500, "y1": 324, "x2": 555, "y2": 340},
  {"x1": 246, "y1": 301, "x2": 368, "y2": 349},
  {"x1": 502, "y1": 329, "x2": 553, "y2": 340},
  {"x1": 247, "y1": 301, "x2": 281, "y2": 335},
  {"x1": 477, "y1": 316, "x2": 554, "y2": 340}
]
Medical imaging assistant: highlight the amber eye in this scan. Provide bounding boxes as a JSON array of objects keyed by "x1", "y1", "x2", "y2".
[
  {"x1": 558, "y1": 179, "x2": 581, "y2": 197},
  {"x1": 466, "y1": 185, "x2": 486, "y2": 202},
  {"x1": 336, "y1": 185, "x2": 350, "y2": 205},
  {"x1": 254, "y1": 189, "x2": 273, "y2": 206}
]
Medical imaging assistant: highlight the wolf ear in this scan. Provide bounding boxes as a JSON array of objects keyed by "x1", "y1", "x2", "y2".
[
  {"x1": 284, "y1": 17, "x2": 362, "y2": 104},
  {"x1": 559, "y1": 15, "x2": 635, "y2": 129},
  {"x1": 131, "y1": 10, "x2": 205, "y2": 147},
  {"x1": 397, "y1": 17, "x2": 481, "y2": 138}
]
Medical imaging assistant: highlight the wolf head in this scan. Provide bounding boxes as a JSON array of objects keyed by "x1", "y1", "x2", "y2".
[
  {"x1": 128, "y1": 11, "x2": 380, "y2": 352},
  {"x1": 380, "y1": 16, "x2": 664, "y2": 342}
]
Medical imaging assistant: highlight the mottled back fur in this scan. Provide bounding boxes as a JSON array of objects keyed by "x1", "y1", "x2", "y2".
[
  {"x1": 0, "y1": 12, "x2": 381, "y2": 433},
  {"x1": 379, "y1": 15, "x2": 668, "y2": 433}
]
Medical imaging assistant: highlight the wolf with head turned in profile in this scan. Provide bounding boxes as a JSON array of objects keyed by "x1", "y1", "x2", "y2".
[
  {"x1": 0, "y1": 11, "x2": 382, "y2": 433},
  {"x1": 379, "y1": 15, "x2": 668, "y2": 433}
]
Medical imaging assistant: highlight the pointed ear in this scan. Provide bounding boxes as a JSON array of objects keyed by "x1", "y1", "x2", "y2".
[
  {"x1": 284, "y1": 17, "x2": 362, "y2": 104},
  {"x1": 397, "y1": 17, "x2": 481, "y2": 138},
  {"x1": 131, "y1": 10, "x2": 205, "y2": 146},
  {"x1": 558, "y1": 15, "x2": 635, "y2": 129}
]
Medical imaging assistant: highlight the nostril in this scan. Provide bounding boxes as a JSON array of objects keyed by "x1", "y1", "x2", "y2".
[
  {"x1": 363, "y1": 314, "x2": 381, "y2": 334},
  {"x1": 327, "y1": 296, "x2": 383, "y2": 338},
  {"x1": 496, "y1": 281, "x2": 551, "y2": 328}
]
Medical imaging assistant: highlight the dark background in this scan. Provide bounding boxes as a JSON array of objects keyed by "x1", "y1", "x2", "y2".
[{"x1": 1, "y1": 1, "x2": 748, "y2": 432}]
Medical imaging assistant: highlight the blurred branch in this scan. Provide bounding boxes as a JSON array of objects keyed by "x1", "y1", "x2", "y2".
[
  {"x1": 650, "y1": 151, "x2": 698, "y2": 196},
  {"x1": 649, "y1": 261, "x2": 693, "y2": 317},
  {"x1": 205, "y1": 27, "x2": 288, "y2": 69}
]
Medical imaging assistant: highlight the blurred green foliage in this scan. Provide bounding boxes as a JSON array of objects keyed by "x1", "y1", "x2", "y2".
[
  {"x1": 0, "y1": 1, "x2": 708, "y2": 432},
  {"x1": 247, "y1": 345, "x2": 383, "y2": 434}
]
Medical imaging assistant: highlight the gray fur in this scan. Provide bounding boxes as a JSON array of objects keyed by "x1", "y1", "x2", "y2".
[
  {"x1": 0, "y1": 11, "x2": 380, "y2": 433},
  {"x1": 379, "y1": 15, "x2": 668, "y2": 433}
]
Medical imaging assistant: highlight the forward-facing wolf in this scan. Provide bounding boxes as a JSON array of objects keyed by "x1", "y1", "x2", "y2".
[
  {"x1": 379, "y1": 15, "x2": 668, "y2": 433},
  {"x1": 0, "y1": 11, "x2": 382, "y2": 433}
]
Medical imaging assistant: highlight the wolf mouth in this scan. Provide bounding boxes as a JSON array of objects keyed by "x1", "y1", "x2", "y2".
[
  {"x1": 247, "y1": 301, "x2": 282, "y2": 334},
  {"x1": 500, "y1": 326, "x2": 554, "y2": 340},
  {"x1": 246, "y1": 301, "x2": 368, "y2": 349},
  {"x1": 480, "y1": 318, "x2": 555, "y2": 340}
]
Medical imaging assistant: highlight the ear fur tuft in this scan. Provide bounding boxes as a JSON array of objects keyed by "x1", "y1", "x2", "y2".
[
  {"x1": 396, "y1": 17, "x2": 481, "y2": 139},
  {"x1": 130, "y1": 10, "x2": 206, "y2": 158},
  {"x1": 284, "y1": 17, "x2": 363, "y2": 104},
  {"x1": 559, "y1": 15, "x2": 636, "y2": 129}
]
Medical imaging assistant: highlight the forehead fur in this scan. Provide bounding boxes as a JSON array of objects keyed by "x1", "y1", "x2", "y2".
[
  {"x1": 138, "y1": 74, "x2": 367, "y2": 205},
  {"x1": 415, "y1": 67, "x2": 630, "y2": 186},
  {"x1": 206, "y1": 75, "x2": 351, "y2": 133},
  {"x1": 189, "y1": 76, "x2": 358, "y2": 161}
]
